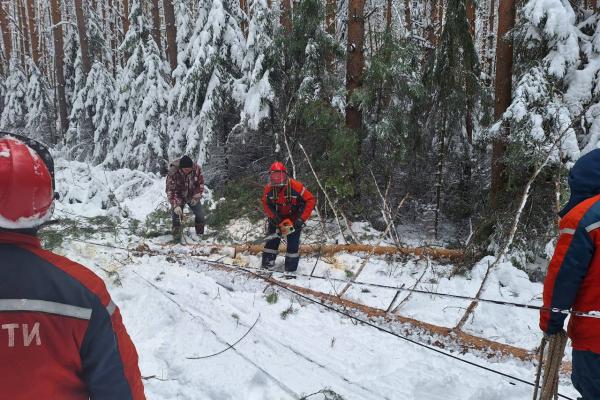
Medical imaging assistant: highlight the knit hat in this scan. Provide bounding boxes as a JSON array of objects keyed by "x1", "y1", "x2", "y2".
[{"x1": 180, "y1": 155, "x2": 194, "y2": 168}]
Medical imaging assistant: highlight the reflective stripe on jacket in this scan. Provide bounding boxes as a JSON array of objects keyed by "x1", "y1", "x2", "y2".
[
  {"x1": 541, "y1": 194, "x2": 600, "y2": 354},
  {"x1": 0, "y1": 231, "x2": 145, "y2": 400},
  {"x1": 262, "y1": 179, "x2": 316, "y2": 223}
]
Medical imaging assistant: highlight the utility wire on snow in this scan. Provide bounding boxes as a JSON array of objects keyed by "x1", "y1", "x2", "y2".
[{"x1": 186, "y1": 315, "x2": 261, "y2": 360}]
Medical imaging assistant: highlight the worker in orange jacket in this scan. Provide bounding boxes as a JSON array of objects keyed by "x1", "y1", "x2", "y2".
[{"x1": 261, "y1": 162, "x2": 316, "y2": 272}]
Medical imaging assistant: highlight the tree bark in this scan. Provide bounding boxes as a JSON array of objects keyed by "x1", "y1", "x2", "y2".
[
  {"x1": 466, "y1": 0, "x2": 475, "y2": 144},
  {"x1": 0, "y1": 1, "x2": 12, "y2": 66},
  {"x1": 74, "y1": 0, "x2": 91, "y2": 75},
  {"x1": 403, "y1": 0, "x2": 411, "y2": 35},
  {"x1": 490, "y1": 0, "x2": 515, "y2": 208},
  {"x1": 326, "y1": 0, "x2": 335, "y2": 35},
  {"x1": 280, "y1": 0, "x2": 291, "y2": 33},
  {"x1": 26, "y1": 0, "x2": 41, "y2": 66},
  {"x1": 150, "y1": 0, "x2": 162, "y2": 51},
  {"x1": 486, "y1": 0, "x2": 496, "y2": 77},
  {"x1": 466, "y1": 0, "x2": 475, "y2": 37},
  {"x1": 386, "y1": 0, "x2": 392, "y2": 32},
  {"x1": 162, "y1": 0, "x2": 177, "y2": 72},
  {"x1": 240, "y1": 0, "x2": 249, "y2": 37},
  {"x1": 122, "y1": 0, "x2": 129, "y2": 36},
  {"x1": 17, "y1": 0, "x2": 30, "y2": 66},
  {"x1": 427, "y1": 0, "x2": 442, "y2": 47},
  {"x1": 108, "y1": 0, "x2": 116, "y2": 76},
  {"x1": 345, "y1": 0, "x2": 365, "y2": 133},
  {"x1": 50, "y1": 0, "x2": 68, "y2": 138}
]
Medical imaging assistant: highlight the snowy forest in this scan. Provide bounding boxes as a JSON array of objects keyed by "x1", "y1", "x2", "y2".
[
  {"x1": 3, "y1": 0, "x2": 600, "y2": 398},
  {"x1": 4, "y1": 0, "x2": 600, "y2": 257}
]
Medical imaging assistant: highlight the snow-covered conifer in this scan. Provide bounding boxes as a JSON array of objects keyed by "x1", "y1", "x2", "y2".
[
  {"x1": 106, "y1": 0, "x2": 170, "y2": 173},
  {"x1": 175, "y1": 0, "x2": 245, "y2": 163},
  {"x1": 0, "y1": 58, "x2": 28, "y2": 132},
  {"x1": 24, "y1": 61, "x2": 55, "y2": 143}
]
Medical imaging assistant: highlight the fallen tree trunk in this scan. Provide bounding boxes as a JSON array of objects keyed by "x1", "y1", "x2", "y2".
[
  {"x1": 231, "y1": 243, "x2": 464, "y2": 261},
  {"x1": 202, "y1": 259, "x2": 542, "y2": 365}
]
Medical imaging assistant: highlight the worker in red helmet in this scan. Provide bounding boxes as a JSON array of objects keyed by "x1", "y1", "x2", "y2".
[
  {"x1": 261, "y1": 162, "x2": 316, "y2": 272},
  {"x1": 0, "y1": 133, "x2": 145, "y2": 400}
]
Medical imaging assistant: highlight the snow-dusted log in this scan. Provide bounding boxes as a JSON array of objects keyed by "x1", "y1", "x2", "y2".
[{"x1": 227, "y1": 243, "x2": 464, "y2": 261}]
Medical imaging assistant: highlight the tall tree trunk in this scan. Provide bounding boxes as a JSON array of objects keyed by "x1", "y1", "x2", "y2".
[
  {"x1": 403, "y1": 0, "x2": 411, "y2": 35},
  {"x1": 151, "y1": 0, "x2": 162, "y2": 51},
  {"x1": 466, "y1": 0, "x2": 475, "y2": 144},
  {"x1": 162, "y1": 0, "x2": 177, "y2": 72},
  {"x1": 326, "y1": 0, "x2": 335, "y2": 35},
  {"x1": 325, "y1": 0, "x2": 336, "y2": 70},
  {"x1": 50, "y1": 0, "x2": 68, "y2": 139},
  {"x1": 122, "y1": 0, "x2": 130, "y2": 36},
  {"x1": 427, "y1": 0, "x2": 442, "y2": 47},
  {"x1": 386, "y1": 0, "x2": 392, "y2": 32},
  {"x1": 26, "y1": 0, "x2": 41, "y2": 66},
  {"x1": 17, "y1": 0, "x2": 30, "y2": 67},
  {"x1": 107, "y1": 0, "x2": 116, "y2": 76},
  {"x1": 466, "y1": 0, "x2": 475, "y2": 37},
  {"x1": 0, "y1": 2, "x2": 12, "y2": 67},
  {"x1": 74, "y1": 0, "x2": 91, "y2": 75},
  {"x1": 487, "y1": 0, "x2": 496, "y2": 78},
  {"x1": 345, "y1": 0, "x2": 365, "y2": 133},
  {"x1": 280, "y1": 0, "x2": 291, "y2": 33},
  {"x1": 240, "y1": 0, "x2": 249, "y2": 37},
  {"x1": 490, "y1": 0, "x2": 515, "y2": 208}
]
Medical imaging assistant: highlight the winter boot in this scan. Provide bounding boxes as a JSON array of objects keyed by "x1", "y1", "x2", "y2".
[
  {"x1": 261, "y1": 252, "x2": 277, "y2": 269},
  {"x1": 284, "y1": 254, "x2": 300, "y2": 272},
  {"x1": 195, "y1": 224, "x2": 205, "y2": 235}
]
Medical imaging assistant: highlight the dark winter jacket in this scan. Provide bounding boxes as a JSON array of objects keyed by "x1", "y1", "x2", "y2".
[
  {"x1": 262, "y1": 179, "x2": 316, "y2": 224},
  {"x1": 0, "y1": 231, "x2": 145, "y2": 400},
  {"x1": 541, "y1": 149, "x2": 600, "y2": 354},
  {"x1": 166, "y1": 158, "x2": 205, "y2": 208}
]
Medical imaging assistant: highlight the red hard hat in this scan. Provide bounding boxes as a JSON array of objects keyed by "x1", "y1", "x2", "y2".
[
  {"x1": 269, "y1": 161, "x2": 288, "y2": 187},
  {"x1": 0, "y1": 137, "x2": 54, "y2": 228},
  {"x1": 270, "y1": 161, "x2": 287, "y2": 173}
]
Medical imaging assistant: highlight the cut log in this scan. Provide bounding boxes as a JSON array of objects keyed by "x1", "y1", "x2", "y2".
[{"x1": 231, "y1": 243, "x2": 464, "y2": 261}]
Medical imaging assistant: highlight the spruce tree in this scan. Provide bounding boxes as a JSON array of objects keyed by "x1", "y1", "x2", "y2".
[
  {"x1": 175, "y1": 0, "x2": 245, "y2": 166},
  {"x1": 66, "y1": 62, "x2": 116, "y2": 163},
  {"x1": 424, "y1": 0, "x2": 484, "y2": 235},
  {"x1": 106, "y1": 0, "x2": 170, "y2": 172},
  {"x1": 0, "y1": 58, "x2": 28, "y2": 132},
  {"x1": 25, "y1": 61, "x2": 56, "y2": 143}
]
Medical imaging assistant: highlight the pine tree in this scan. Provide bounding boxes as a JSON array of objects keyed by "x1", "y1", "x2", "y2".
[
  {"x1": 106, "y1": 0, "x2": 170, "y2": 172},
  {"x1": 175, "y1": 0, "x2": 245, "y2": 164},
  {"x1": 0, "y1": 58, "x2": 28, "y2": 131},
  {"x1": 238, "y1": 0, "x2": 274, "y2": 131},
  {"x1": 424, "y1": 0, "x2": 484, "y2": 235},
  {"x1": 25, "y1": 61, "x2": 55, "y2": 143},
  {"x1": 66, "y1": 61, "x2": 116, "y2": 162}
]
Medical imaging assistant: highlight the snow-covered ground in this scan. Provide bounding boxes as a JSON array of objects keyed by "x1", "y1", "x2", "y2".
[{"x1": 45, "y1": 160, "x2": 579, "y2": 399}]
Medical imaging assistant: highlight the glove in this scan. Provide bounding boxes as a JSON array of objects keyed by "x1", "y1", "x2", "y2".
[
  {"x1": 294, "y1": 219, "x2": 305, "y2": 230},
  {"x1": 174, "y1": 206, "x2": 183, "y2": 218},
  {"x1": 190, "y1": 194, "x2": 202, "y2": 206}
]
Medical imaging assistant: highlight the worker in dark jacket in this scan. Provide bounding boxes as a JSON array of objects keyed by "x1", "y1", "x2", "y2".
[
  {"x1": 166, "y1": 155, "x2": 205, "y2": 241},
  {"x1": 261, "y1": 162, "x2": 316, "y2": 272},
  {"x1": 0, "y1": 133, "x2": 145, "y2": 400},
  {"x1": 541, "y1": 149, "x2": 600, "y2": 399}
]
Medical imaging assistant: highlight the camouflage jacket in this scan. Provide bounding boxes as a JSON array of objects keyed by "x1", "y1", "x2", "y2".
[{"x1": 165, "y1": 159, "x2": 204, "y2": 207}]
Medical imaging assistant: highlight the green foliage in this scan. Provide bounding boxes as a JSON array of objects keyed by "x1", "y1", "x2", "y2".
[
  {"x1": 354, "y1": 32, "x2": 424, "y2": 167},
  {"x1": 294, "y1": 100, "x2": 359, "y2": 202},
  {"x1": 143, "y1": 207, "x2": 173, "y2": 238},
  {"x1": 266, "y1": 292, "x2": 279, "y2": 304},
  {"x1": 280, "y1": 304, "x2": 297, "y2": 320},
  {"x1": 205, "y1": 178, "x2": 263, "y2": 230}
]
